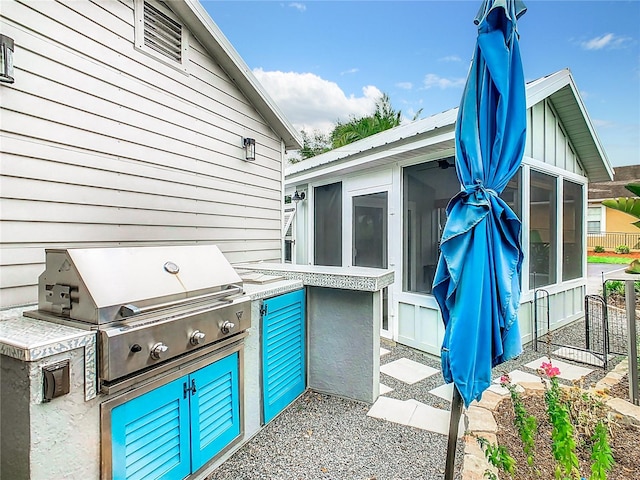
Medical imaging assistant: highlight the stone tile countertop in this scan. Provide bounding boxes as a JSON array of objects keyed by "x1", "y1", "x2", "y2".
[
  {"x1": 0, "y1": 304, "x2": 96, "y2": 362},
  {"x1": 235, "y1": 263, "x2": 394, "y2": 292}
]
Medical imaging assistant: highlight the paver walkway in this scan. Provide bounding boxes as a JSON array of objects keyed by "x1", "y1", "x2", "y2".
[{"x1": 367, "y1": 346, "x2": 594, "y2": 436}]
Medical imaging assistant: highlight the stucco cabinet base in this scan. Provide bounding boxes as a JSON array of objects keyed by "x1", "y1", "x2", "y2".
[
  {"x1": 237, "y1": 263, "x2": 394, "y2": 404},
  {"x1": 1, "y1": 305, "x2": 101, "y2": 480}
]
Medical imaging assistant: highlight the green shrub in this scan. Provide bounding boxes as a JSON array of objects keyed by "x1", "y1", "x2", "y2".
[
  {"x1": 614, "y1": 245, "x2": 630, "y2": 254},
  {"x1": 593, "y1": 245, "x2": 605, "y2": 253},
  {"x1": 605, "y1": 280, "x2": 625, "y2": 296}
]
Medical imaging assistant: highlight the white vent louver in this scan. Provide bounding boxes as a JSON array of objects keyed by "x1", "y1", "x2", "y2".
[{"x1": 143, "y1": 1, "x2": 182, "y2": 63}]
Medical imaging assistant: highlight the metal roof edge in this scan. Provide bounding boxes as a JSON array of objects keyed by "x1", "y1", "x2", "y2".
[
  {"x1": 172, "y1": 0, "x2": 302, "y2": 150},
  {"x1": 287, "y1": 69, "x2": 614, "y2": 183},
  {"x1": 286, "y1": 108, "x2": 459, "y2": 177}
]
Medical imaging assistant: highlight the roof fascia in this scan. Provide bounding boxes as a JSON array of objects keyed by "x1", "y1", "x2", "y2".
[
  {"x1": 525, "y1": 69, "x2": 614, "y2": 182},
  {"x1": 286, "y1": 127, "x2": 456, "y2": 185}
]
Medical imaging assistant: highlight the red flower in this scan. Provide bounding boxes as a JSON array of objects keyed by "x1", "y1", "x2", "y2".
[{"x1": 539, "y1": 361, "x2": 561, "y2": 378}]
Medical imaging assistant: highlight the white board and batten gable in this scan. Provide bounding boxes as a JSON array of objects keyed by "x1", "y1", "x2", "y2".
[{"x1": 0, "y1": 0, "x2": 302, "y2": 307}]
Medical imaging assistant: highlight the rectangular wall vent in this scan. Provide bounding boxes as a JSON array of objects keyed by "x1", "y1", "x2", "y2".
[{"x1": 143, "y1": 1, "x2": 182, "y2": 63}]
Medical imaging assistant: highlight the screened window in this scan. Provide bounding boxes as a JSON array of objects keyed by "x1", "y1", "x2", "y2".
[
  {"x1": 314, "y1": 182, "x2": 342, "y2": 266},
  {"x1": 402, "y1": 159, "x2": 459, "y2": 294},
  {"x1": 562, "y1": 180, "x2": 584, "y2": 281},
  {"x1": 529, "y1": 171, "x2": 557, "y2": 288},
  {"x1": 500, "y1": 168, "x2": 522, "y2": 219}
]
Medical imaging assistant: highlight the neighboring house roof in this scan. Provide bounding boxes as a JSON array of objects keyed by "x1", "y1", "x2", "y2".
[
  {"x1": 588, "y1": 165, "x2": 640, "y2": 201},
  {"x1": 171, "y1": 1, "x2": 302, "y2": 150},
  {"x1": 287, "y1": 69, "x2": 613, "y2": 184}
]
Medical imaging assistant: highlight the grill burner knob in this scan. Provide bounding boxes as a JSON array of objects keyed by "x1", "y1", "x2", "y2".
[
  {"x1": 221, "y1": 321, "x2": 235, "y2": 334},
  {"x1": 190, "y1": 330, "x2": 206, "y2": 346},
  {"x1": 150, "y1": 342, "x2": 169, "y2": 360},
  {"x1": 130, "y1": 344, "x2": 142, "y2": 353}
]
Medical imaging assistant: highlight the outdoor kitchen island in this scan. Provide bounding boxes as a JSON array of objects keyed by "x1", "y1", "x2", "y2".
[{"x1": 0, "y1": 261, "x2": 393, "y2": 480}]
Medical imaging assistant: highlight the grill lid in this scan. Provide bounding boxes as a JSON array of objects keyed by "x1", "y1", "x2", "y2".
[{"x1": 38, "y1": 245, "x2": 242, "y2": 324}]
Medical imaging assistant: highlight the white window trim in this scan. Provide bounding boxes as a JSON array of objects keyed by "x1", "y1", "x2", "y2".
[{"x1": 587, "y1": 204, "x2": 607, "y2": 235}]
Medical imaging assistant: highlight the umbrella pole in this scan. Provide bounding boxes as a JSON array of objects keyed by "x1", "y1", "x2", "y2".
[{"x1": 444, "y1": 385, "x2": 463, "y2": 480}]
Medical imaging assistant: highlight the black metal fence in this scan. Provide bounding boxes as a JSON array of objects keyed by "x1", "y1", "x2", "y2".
[{"x1": 587, "y1": 232, "x2": 640, "y2": 251}]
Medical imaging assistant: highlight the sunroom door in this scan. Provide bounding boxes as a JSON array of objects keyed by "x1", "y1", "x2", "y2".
[{"x1": 350, "y1": 191, "x2": 390, "y2": 337}]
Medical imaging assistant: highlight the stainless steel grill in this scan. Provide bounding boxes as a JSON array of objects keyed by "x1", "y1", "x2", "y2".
[{"x1": 26, "y1": 245, "x2": 251, "y2": 388}]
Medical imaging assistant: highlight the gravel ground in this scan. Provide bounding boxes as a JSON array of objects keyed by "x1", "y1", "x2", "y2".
[{"x1": 206, "y1": 319, "x2": 620, "y2": 480}]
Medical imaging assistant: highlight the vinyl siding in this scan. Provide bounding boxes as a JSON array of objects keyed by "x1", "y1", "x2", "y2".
[
  {"x1": 0, "y1": 0, "x2": 287, "y2": 307},
  {"x1": 525, "y1": 100, "x2": 585, "y2": 176}
]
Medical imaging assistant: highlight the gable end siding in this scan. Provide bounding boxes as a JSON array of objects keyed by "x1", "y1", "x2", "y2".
[
  {"x1": 525, "y1": 100, "x2": 585, "y2": 176},
  {"x1": 0, "y1": 0, "x2": 285, "y2": 307}
]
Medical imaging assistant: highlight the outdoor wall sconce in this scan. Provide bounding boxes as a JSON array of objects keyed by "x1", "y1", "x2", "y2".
[
  {"x1": 243, "y1": 137, "x2": 256, "y2": 161},
  {"x1": 0, "y1": 34, "x2": 15, "y2": 84},
  {"x1": 292, "y1": 191, "x2": 306, "y2": 204}
]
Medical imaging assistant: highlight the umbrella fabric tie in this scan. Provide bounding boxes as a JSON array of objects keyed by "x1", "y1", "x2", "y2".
[{"x1": 462, "y1": 180, "x2": 497, "y2": 205}]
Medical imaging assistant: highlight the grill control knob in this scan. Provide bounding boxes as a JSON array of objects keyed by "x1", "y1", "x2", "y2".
[
  {"x1": 150, "y1": 342, "x2": 169, "y2": 360},
  {"x1": 221, "y1": 321, "x2": 235, "y2": 334},
  {"x1": 190, "y1": 330, "x2": 206, "y2": 346}
]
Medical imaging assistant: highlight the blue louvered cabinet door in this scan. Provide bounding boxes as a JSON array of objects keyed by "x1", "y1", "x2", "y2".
[
  {"x1": 262, "y1": 289, "x2": 306, "y2": 424},
  {"x1": 190, "y1": 352, "x2": 240, "y2": 472},
  {"x1": 111, "y1": 377, "x2": 191, "y2": 480}
]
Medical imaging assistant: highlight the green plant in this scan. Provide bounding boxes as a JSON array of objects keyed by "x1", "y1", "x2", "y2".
[
  {"x1": 476, "y1": 435, "x2": 516, "y2": 479},
  {"x1": 605, "y1": 280, "x2": 640, "y2": 297},
  {"x1": 614, "y1": 245, "x2": 630, "y2": 254},
  {"x1": 593, "y1": 245, "x2": 605, "y2": 253},
  {"x1": 602, "y1": 183, "x2": 640, "y2": 230},
  {"x1": 541, "y1": 362, "x2": 580, "y2": 480},
  {"x1": 605, "y1": 280, "x2": 625, "y2": 296},
  {"x1": 500, "y1": 374, "x2": 537, "y2": 468},
  {"x1": 589, "y1": 421, "x2": 615, "y2": 480}
]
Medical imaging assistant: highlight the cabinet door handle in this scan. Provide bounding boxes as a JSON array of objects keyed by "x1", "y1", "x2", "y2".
[{"x1": 183, "y1": 379, "x2": 197, "y2": 398}]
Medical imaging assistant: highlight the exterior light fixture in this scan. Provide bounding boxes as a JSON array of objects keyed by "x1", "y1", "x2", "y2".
[
  {"x1": 243, "y1": 137, "x2": 255, "y2": 161},
  {"x1": 292, "y1": 191, "x2": 306, "y2": 204},
  {"x1": 0, "y1": 35, "x2": 15, "y2": 84}
]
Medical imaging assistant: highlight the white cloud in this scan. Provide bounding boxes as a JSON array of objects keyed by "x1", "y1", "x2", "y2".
[
  {"x1": 288, "y1": 2, "x2": 306, "y2": 12},
  {"x1": 592, "y1": 118, "x2": 614, "y2": 129},
  {"x1": 252, "y1": 68, "x2": 381, "y2": 134},
  {"x1": 439, "y1": 55, "x2": 462, "y2": 63},
  {"x1": 396, "y1": 82, "x2": 413, "y2": 90},
  {"x1": 423, "y1": 73, "x2": 465, "y2": 89},
  {"x1": 581, "y1": 33, "x2": 629, "y2": 50},
  {"x1": 340, "y1": 68, "x2": 359, "y2": 75}
]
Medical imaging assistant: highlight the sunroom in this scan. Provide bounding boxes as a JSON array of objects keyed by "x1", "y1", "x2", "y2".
[{"x1": 284, "y1": 69, "x2": 614, "y2": 356}]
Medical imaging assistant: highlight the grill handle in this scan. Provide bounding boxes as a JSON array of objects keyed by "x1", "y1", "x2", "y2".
[{"x1": 119, "y1": 284, "x2": 243, "y2": 318}]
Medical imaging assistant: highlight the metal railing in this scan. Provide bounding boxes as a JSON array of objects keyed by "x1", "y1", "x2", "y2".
[{"x1": 587, "y1": 231, "x2": 640, "y2": 251}]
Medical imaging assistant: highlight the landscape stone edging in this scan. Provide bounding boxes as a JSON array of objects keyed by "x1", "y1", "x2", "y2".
[{"x1": 461, "y1": 359, "x2": 638, "y2": 480}]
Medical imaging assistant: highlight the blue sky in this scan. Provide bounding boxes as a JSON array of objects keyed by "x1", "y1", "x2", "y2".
[{"x1": 203, "y1": 1, "x2": 640, "y2": 167}]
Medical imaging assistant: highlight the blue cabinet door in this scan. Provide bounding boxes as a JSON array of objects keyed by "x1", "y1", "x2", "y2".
[
  {"x1": 111, "y1": 377, "x2": 191, "y2": 480},
  {"x1": 262, "y1": 289, "x2": 306, "y2": 424},
  {"x1": 190, "y1": 352, "x2": 241, "y2": 472}
]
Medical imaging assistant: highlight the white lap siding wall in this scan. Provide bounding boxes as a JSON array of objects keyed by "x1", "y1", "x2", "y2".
[{"x1": 0, "y1": 0, "x2": 291, "y2": 306}]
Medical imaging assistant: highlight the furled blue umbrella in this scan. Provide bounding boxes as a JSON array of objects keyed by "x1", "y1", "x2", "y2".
[{"x1": 432, "y1": 1, "x2": 527, "y2": 477}]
